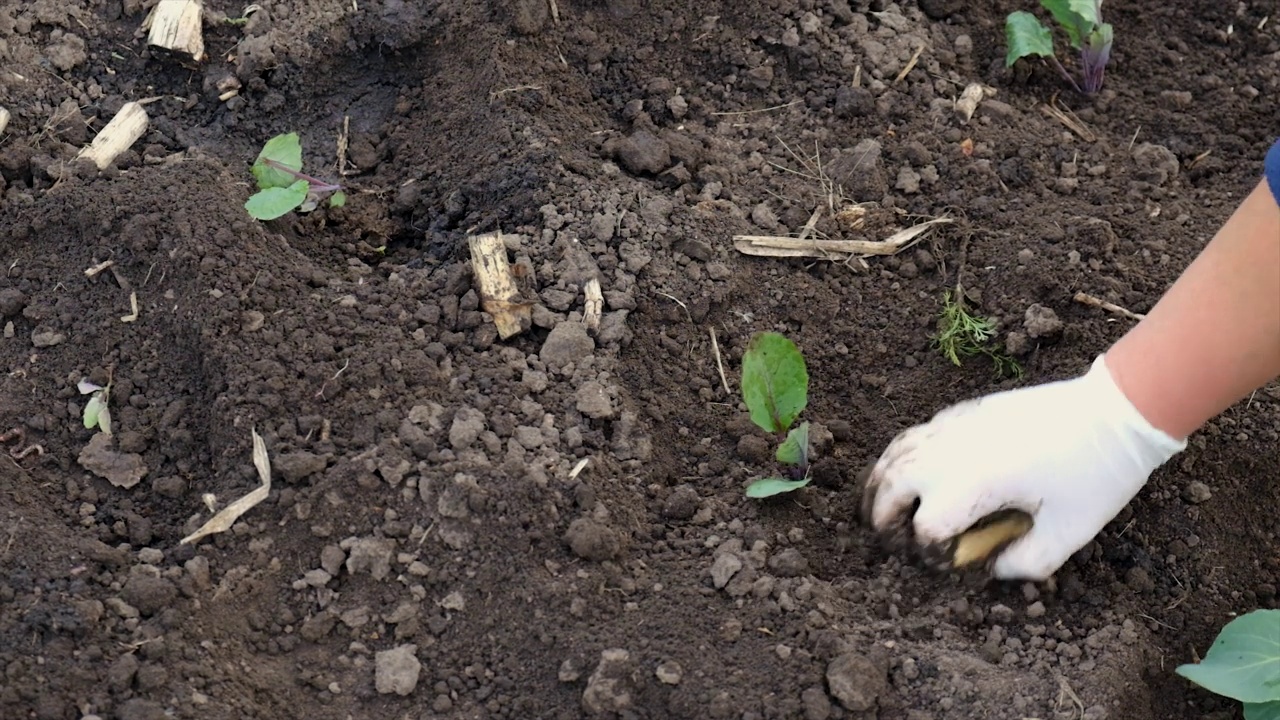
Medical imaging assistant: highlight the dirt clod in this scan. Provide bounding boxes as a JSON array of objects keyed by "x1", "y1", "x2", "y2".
[
  {"x1": 582, "y1": 648, "x2": 636, "y2": 715},
  {"x1": 826, "y1": 652, "x2": 887, "y2": 712},
  {"x1": 375, "y1": 644, "x2": 421, "y2": 696},
  {"x1": 564, "y1": 517, "x2": 622, "y2": 562}
]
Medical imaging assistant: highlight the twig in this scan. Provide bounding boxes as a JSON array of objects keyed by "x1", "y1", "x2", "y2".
[
  {"x1": 894, "y1": 42, "x2": 925, "y2": 84},
  {"x1": 1054, "y1": 675, "x2": 1086, "y2": 720},
  {"x1": 710, "y1": 100, "x2": 801, "y2": 116},
  {"x1": 84, "y1": 260, "x2": 115, "y2": 277},
  {"x1": 709, "y1": 327, "x2": 731, "y2": 395},
  {"x1": 314, "y1": 359, "x2": 351, "y2": 399},
  {"x1": 655, "y1": 291, "x2": 691, "y2": 322},
  {"x1": 1073, "y1": 291, "x2": 1146, "y2": 321}
]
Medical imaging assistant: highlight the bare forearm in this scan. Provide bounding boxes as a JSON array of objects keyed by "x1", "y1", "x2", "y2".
[{"x1": 1105, "y1": 178, "x2": 1280, "y2": 439}]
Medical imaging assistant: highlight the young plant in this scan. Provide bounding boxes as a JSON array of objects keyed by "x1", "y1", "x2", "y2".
[
  {"x1": 933, "y1": 289, "x2": 1023, "y2": 379},
  {"x1": 1175, "y1": 609, "x2": 1280, "y2": 719},
  {"x1": 245, "y1": 133, "x2": 347, "y2": 221},
  {"x1": 740, "y1": 332, "x2": 813, "y2": 499},
  {"x1": 1005, "y1": 0, "x2": 1114, "y2": 95},
  {"x1": 78, "y1": 377, "x2": 112, "y2": 436}
]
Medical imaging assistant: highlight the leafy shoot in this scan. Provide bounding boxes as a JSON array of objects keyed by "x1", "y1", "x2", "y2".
[
  {"x1": 740, "y1": 332, "x2": 813, "y2": 498},
  {"x1": 78, "y1": 377, "x2": 113, "y2": 436},
  {"x1": 1174, "y1": 609, "x2": 1280, "y2": 719},
  {"x1": 245, "y1": 133, "x2": 346, "y2": 221},
  {"x1": 934, "y1": 289, "x2": 1023, "y2": 379},
  {"x1": 1005, "y1": 0, "x2": 1113, "y2": 95}
]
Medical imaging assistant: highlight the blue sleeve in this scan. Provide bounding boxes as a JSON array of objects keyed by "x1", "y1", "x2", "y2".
[{"x1": 1266, "y1": 139, "x2": 1280, "y2": 208}]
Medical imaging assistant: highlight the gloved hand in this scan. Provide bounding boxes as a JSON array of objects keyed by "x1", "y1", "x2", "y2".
[{"x1": 861, "y1": 355, "x2": 1187, "y2": 580}]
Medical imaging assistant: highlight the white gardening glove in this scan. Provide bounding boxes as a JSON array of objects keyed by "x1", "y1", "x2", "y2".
[{"x1": 861, "y1": 355, "x2": 1187, "y2": 580}]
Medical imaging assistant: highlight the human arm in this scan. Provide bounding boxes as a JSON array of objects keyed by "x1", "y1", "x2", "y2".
[
  {"x1": 861, "y1": 140, "x2": 1280, "y2": 580},
  {"x1": 1107, "y1": 169, "x2": 1280, "y2": 439}
]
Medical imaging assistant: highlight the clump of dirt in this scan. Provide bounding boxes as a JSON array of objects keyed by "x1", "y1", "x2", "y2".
[{"x1": 0, "y1": 1, "x2": 1277, "y2": 719}]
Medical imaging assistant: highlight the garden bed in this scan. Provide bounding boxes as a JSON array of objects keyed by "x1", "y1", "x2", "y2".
[{"x1": 0, "y1": 1, "x2": 1277, "y2": 718}]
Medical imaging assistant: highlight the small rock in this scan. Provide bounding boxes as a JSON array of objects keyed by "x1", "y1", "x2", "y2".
[
  {"x1": 1005, "y1": 331, "x2": 1031, "y2": 356},
  {"x1": 582, "y1": 648, "x2": 635, "y2": 715},
  {"x1": 564, "y1": 517, "x2": 622, "y2": 562},
  {"x1": 448, "y1": 407, "x2": 486, "y2": 450},
  {"x1": 736, "y1": 435, "x2": 771, "y2": 464},
  {"x1": 345, "y1": 537, "x2": 395, "y2": 581},
  {"x1": 615, "y1": 130, "x2": 671, "y2": 175},
  {"x1": 833, "y1": 86, "x2": 874, "y2": 118},
  {"x1": 541, "y1": 321, "x2": 595, "y2": 369},
  {"x1": 895, "y1": 166, "x2": 921, "y2": 194},
  {"x1": 77, "y1": 433, "x2": 148, "y2": 488},
  {"x1": 375, "y1": 644, "x2": 421, "y2": 696},
  {"x1": 1023, "y1": 304, "x2": 1063, "y2": 339},
  {"x1": 1132, "y1": 142, "x2": 1179, "y2": 186},
  {"x1": 767, "y1": 548, "x2": 810, "y2": 578},
  {"x1": 31, "y1": 327, "x2": 66, "y2": 347},
  {"x1": 655, "y1": 660, "x2": 683, "y2": 685},
  {"x1": 0, "y1": 288, "x2": 27, "y2": 317},
  {"x1": 320, "y1": 545, "x2": 346, "y2": 576},
  {"x1": 1026, "y1": 601, "x2": 1046, "y2": 619},
  {"x1": 1183, "y1": 481, "x2": 1212, "y2": 504},
  {"x1": 751, "y1": 203, "x2": 780, "y2": 231},
  {"x1": 274, "y1": 451, "x2": 327, "y2": 483},
  {"x1": 576, "y1": 381, "x2": 614, "y2": 419},
  {"x1": 801, "y1": 686, "x2": 832, "y2": 720},
  {"x1": 826, "y1": 653, "x2": 886, "y2": 712},
  {"x1": 661, "y1": 485, "x2": 700, "y2": 520},
  {"x1": 710, "y1": 553, "x2": 743, "y2": 589},
  {"x1": 559, "y1": 658, "x2": 584, "y2": 682},
  {"x1": 121, "y1": 570, "x2": 177, "y2": 617}
]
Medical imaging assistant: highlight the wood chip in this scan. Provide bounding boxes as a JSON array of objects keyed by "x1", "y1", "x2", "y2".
[
  {"x1": 0, "y1": 106, "x2": 9, "y2": 136},
  {"x1": 583, "y1": 278, "x2": 603, "y2": 331},
  {"x1": 954, "y1": 83, "x2": 996, "y2": 124},
  {"x1": 467, "y1": 231, "x2": 531, "y2": 339},
  {"x1": 145, "y1": 0, "x2": 205, "y2": 62},
  {"x1": 181, "y1": 428, "x2": 272, "y2": 545},
  {"x1": 77, "y1": 102, "x2": 149, "y2": 170},
  {"x1": 734, "y1": 218, "x2": 953, "y2": 260}
]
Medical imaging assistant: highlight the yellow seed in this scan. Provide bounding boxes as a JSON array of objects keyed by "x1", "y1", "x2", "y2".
[{"x1": 951, "y1": 510, "x2": 1034, "y2": 568}]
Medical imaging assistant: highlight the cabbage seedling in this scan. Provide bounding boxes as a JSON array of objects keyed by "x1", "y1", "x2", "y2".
[
  {"x1": 740, "y1": 332, "x2": 813, "y2": 499},
  {"x1": 1175, "y1": 609, "x2": 1280, "y2": 719},
  {"x1": 245, "y1": 132, "x2": 347, "y2": 221},
  {"x1": 78, "y1": 377, "x2": 112, "y2": 436},
  {"x1": 1005, "y1": 0, "x2": 1113, "y2": 95}
]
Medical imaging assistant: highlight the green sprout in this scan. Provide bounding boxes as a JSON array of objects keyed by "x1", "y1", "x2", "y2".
[
  {"x1": 1005, "y1": 0, "x2": 1113, "y2": 95},
  {"x1": 78, "y1": 376, "x2": 112, "y2": 436},
  {"x1": 245, "y1": 133, "x2": 347, "y2": 221},
  {"x1": 740, "y1": 332, "x2": 813, "y2": 499},
  {"x1": 933, "y1": 289, "x2": 1023, "y2": 379},
  {"x1": 1175, "y1": 609, "x2": 1280, "y2": 719}
]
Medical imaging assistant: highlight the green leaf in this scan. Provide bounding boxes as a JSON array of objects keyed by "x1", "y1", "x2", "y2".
[
  {"x1": 1175, "y1": 610, "x2": 1280, "y2": 704},
  {"x1": 776, "y1": 421, "x2": 810, "y2": 466},
  {"x1": 1246, "y1": 700, "x2": 1280, "y2": 720},
  {"x1": 1039, "y1": 0, "x2": 1098, "y2": 48},
  {"x1": 1005, "y1": 11, "x2": 1055, "y2": 66},
  {"x1": 245, "y1": 180, "x2": 310, "y2": 221},
  {"x1": 740, "y1": 332, "x2": 808, "y2": 434},
  {"x1": 745, "y1": 477, "x2": 811, "y2": 499},
  {"x1": 251, "y1": 133, "x2": 303, "y2": 189},
  {"x1": 83, "y1": 394, "x2": 103, "y2": 429},
  {"x1": 329, "y1": 191, "x2": 347, "y2": 208}
]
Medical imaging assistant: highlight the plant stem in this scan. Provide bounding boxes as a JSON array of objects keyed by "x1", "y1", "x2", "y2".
[
  {"x1": 1046, "y1": 57, "x2": 1084, "y2": 95},
  {"x1": 263, "y1": 158, "x2": 344, "y2": 193}
]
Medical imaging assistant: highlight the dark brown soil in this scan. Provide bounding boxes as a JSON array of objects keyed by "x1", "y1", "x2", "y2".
[{"x1": 1, "y1": 1, "x2": 1277, "y2": 719}]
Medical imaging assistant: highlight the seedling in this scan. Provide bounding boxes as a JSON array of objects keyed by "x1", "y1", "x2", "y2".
[
  {"x1": 245, "y1": 132, "x2": 347, "y2": 221},
  {"x1": 740, "y1": 332, "x2": 813, "y2": 499},
  {"x1": 933, "y1": 289, "x2": 1023, "y2": 379},
  {"x1": 78, "y1": 376, "x2": 112, "y2": 436},
  {"x1": 1005, "y1": 0, "x2": 1113, "y2": 95},
  {"x1": 1175, "y1": 609, "x2": 1280, "y2": 719}
]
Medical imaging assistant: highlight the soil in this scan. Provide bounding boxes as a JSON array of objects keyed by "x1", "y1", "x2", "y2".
[{"x1": 0, "y1": 0, "x2": 1277, "y2": 719}]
